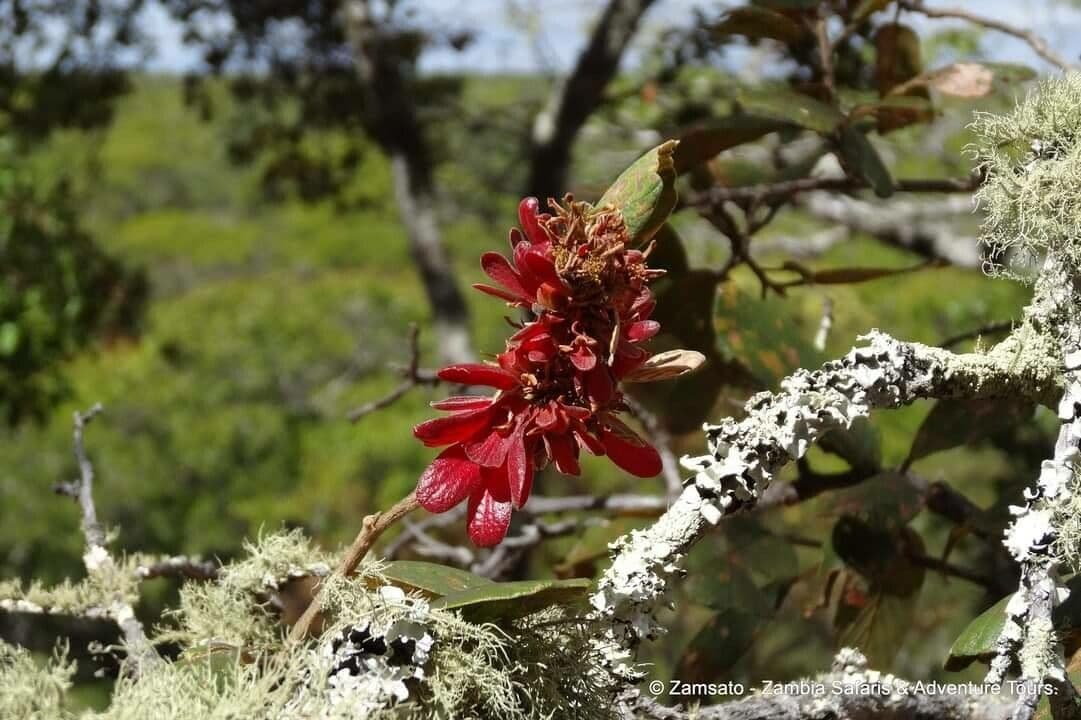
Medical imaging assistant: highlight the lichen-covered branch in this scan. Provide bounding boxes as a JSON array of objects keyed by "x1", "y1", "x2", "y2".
[
  {"x1": 63, "y1": 404, "x2": 162, "y2": 676},
  {"x1": 984, "y1": 261, "x2": 1081, "y2": 720},
  {"x1": 590, "y1": 328, "x2": 1060, "y2": 673}
]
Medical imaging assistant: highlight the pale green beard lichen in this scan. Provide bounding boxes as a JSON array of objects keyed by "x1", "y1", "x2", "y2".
[
  {"x1": 0, "y1": 641, "x2": 75, "y2": 720},
  {"x1": 970, "y1": 73, "x2": 1081, "y2": 278}
]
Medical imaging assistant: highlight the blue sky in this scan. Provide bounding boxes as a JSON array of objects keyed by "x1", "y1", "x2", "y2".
[{"x1": 135, "y1": 0, "x2": 1081, "y2": 75}]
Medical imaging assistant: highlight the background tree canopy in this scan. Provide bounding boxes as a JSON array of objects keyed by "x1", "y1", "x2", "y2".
[{"x1": 3, "y1": 0, "x2": 1081, "y2": 716}]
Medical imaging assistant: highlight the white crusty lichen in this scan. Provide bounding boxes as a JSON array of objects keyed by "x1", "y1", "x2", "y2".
[{"x1": 589, "y1": 329, "x2": 1060, "y2": 674}]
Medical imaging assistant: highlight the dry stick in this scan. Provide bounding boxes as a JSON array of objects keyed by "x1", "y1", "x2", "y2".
[{"x1": 290, "y1": 491, "x2": 420, "y2": 642}]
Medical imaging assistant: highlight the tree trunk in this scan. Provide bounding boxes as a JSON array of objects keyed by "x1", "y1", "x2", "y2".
[
  {"x1": 342, "y1": 0, "x2": 472, "y2": 365},
  {"x1": 526, "y1": 0, "x2": 657, "y2": 202}
]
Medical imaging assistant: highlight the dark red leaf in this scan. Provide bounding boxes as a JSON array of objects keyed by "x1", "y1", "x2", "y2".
[
  {"x1": 507, "y1": 426, "x2": 534, "y2": 508},
  {"x1": 416, "y1": 446, "x2": 484, "y2": 513},
  {"x1": 599, "y1": 420, "x2": 662, "y2": 477},
  {"x1": 468, "y1": 476, "x2": 513, "y2": 547},
  {"x1": 627, "y1": 320, "x2": 661, "y2": 342},
  {"x1": 430, "y1": 396, "x2": 494, "y2": 412},
  {"x1": 413, "y1": 406, "x2": 492, "y2": 447},
  {"x1": 438, "y1": 363, "x2": 519, "y2": 390},
  {"x1": 464, "y1": 428, "x2": 513, "y2": 468},
  {"x1": 481, "y1": 252, "x2": 528, "y2": 298},
  {"x1": 545, "y1": 433, "x2": 581, "y2": 476}
]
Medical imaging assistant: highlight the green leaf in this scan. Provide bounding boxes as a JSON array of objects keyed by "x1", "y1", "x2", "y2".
[
  {"x1": 710, "y1": 7, "x2": 807, "y2": 44},
  {"x1": 380, "y1": 560, "x2": 493, "y2": 597},
  {"x1": 904, "y1": 397, "x2": 1035, "y2": 469},
  {"x1": 837, "y1": 127, "x2": 893, "y2": 198},
  {"x1": 430, "y1": 578, "x2": 592, "y2": 622},
  {"x1": 851, "y1": 0, "x2": 894, "y2": 24},
  {"x1": 715, "y1": 281, "x2": 827, "y2": 386},
  {"x1": 673, "y1": 115, "x2": 786, "y2": 174},
  {"x1": 676, "y1": 608, "x2": 764, "y2": 685},
  {"x1": 947, "y1": 574, "x2": 1081, "y2": 671},
  {"x1": 736, "y1": 88, "x2": 845, "y2": 135},
  {"x1": 598, "y1": 140, "x2": 678, "y2": 245},
  {"x1": 837, "y1": 591, "x2": 919, "y2": 667},
  {"x1": 945, "y1": 593, "x2": 1009, "y2": 671}
]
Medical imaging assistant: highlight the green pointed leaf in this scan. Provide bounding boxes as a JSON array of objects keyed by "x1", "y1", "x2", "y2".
[
  {"x1": 851, "y1": 0, "x2": 894, "y2": 24},
  {"x1": 431, "y1": 578, "x2": 592, "y2": 622},
  {"x1": 598, "y1": 140, "x2": 678, "y2": 245},
  {"x1": 905, "y1": 397, "x2": 1035, "y2": 468},
  {"x1": 380, "y1": 560, "x2": 493, "y2": 597},
  {"x1": 838, "y1": 127, "x2": 893, "y2": 198},
  {"x1": 737, "y1": 87, "x2": 845, "y2": 135},
  {"x1": 945, "y1": 593, "x2": 1009, "y2": 671},
  {"x1": 710, "y1": 7, "x2": 807, "y2": 44},
  {"x1": 947, "y1": 574, "x2": 1081, "y2": 671},
  {"x1": 837, "y1": 591, "x2": 919, "y2": 667},
  {"x1": 673, "y1": 115, "x2": 786, "y2": 174}
]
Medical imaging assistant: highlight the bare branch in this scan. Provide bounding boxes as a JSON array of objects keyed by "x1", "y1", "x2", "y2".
[
  {"x1": 899, "y1": 0, "x2": 1077, "y2": 72},
  {"x1": 346, "y1": 324, "x2": 440, "y2": 423},
  {"x1": 687, "y1": 172, "x2": 982, "y2": 207},
  {"x1": 64, "y1": 405, "x2": 162, "y2": 676}
]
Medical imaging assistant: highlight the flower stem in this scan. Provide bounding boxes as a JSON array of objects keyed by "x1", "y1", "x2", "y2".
[{"x1": 289, "y1": 491, "x2": 420, "y2": 642}]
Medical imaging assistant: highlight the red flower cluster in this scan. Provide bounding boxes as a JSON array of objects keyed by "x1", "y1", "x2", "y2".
[{"x1": 413, "y1": 196, "x2": 667, "y2": 546}]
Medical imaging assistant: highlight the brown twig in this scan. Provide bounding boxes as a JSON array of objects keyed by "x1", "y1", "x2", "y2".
[
  {"x1": 346, "y1": 324, "x2": 439, "y2": 423},
  {"x1": 899, "y1": 0, "x2": 1077, "y2": 72},
  {"x1": 290, "y1": 491, "x2": 420, "y2": 642}
]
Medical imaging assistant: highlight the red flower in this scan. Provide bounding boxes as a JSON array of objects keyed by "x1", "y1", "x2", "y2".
[{"x1": 413, "y1": 195, "x2": 670, "y2": 547}]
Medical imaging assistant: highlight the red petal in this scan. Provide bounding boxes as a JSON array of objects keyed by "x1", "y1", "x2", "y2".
[
  {"x1": 506, "y1": 429, "x2": 535, "y2": 509},
  {"x1": 438, "y1": 363, "x2": 519, "y2": 390},
  {"x1": 481, "y1": 252, "x2": 528, "y2": 299},
  {"x1": 518, "y1": 197, "x2": 547, "y2": 246},
  {"x1": 599, "y1": 423, "x2": 662, "y2": 478},
  {"x1": 416, "y1": 446, "x2": 483, "y2": 513},
  {"x1": 509, "y1": 228, "x2": 525, "y2": 251},
  {"x1": 586, "y1": 367, "x2": 615, "y2": 406},
  {"x1": 431, "y1": 395, "x2": 493, "y2": 412},
  {"x1": 574, "y1": 425, "x2": 606, "y2": 456},
  {"x1": 521, "y1": 251, "x2": 562, "y2": 290},
  {"x1": 545, "y1": 433, "x2": 580, "y2": 476},
  {"x1": 627, "y1": 320, "x2": 661, "y2": 342},
  {"x1": 413, "y1": 406, "x2": 492, "y2": 447},
  {"x1": 473, "y1": 283, "x2": 524, "y2": 304},
  {"x1": 611, "y1": 345, "x2": 648, "y2": 379},
  {"x1": 467, "y1": 477, "x2": 513, "y2": 547},
  {"x1": 464, "y1": 429, "x2": 513, "y2": 468},
  {"x1": 569, "y1": 344, "x2": 597, "y2": 371}
]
